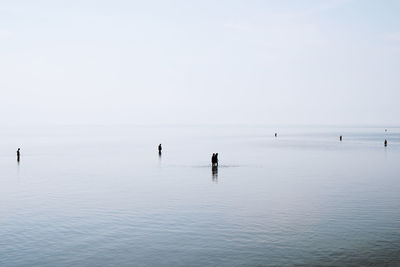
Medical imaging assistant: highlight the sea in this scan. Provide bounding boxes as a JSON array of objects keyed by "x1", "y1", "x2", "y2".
[{"x1": 0, "y1": 125, "x2": 399, "y2": 266}]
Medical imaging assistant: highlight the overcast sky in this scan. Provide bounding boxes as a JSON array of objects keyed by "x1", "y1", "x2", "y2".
[{"x1": 1, "y1": 0, "x2": 399, "y2": 125}]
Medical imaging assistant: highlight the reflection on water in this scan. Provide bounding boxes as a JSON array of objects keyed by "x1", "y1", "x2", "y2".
[
  {"x1": 0, "y1": 125, "x2": 400, "y2": 266},
  {"x1": 211, "y1": 165, "x2": 218, "y2": 182}
]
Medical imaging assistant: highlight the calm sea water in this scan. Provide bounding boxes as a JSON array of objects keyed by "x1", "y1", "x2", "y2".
[{"x1": 1, "y1": 125, "x2": 399, "y2": 266}]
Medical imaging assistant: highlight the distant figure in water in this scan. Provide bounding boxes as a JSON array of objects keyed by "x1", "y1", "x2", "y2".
[
  {"x1": 385, "y1": 129, "x2": 387, "y2": 132},
  {"x1": 158, "y1": 144, "x2": 162, "y2": 153},
  {"x1": 384, "y1": 139, "x2": 387, "y2": 147},
  {"x1": 340, "y1": 135, "x2": 342, "y2": 141},
  {"x1": 275, "y1": 133, "x2": 277, "y2": 137},
  {"x1": 16, "y1": 148, "x2": 20, "y2": 161},
  {"x1": 211, "y1": 153, "x2": 219, "y2": 166}
]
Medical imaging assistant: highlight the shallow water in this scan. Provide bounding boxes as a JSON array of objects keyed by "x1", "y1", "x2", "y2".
[{"x1": 1, "y1": 125, "x2": 399, "y2": 266}]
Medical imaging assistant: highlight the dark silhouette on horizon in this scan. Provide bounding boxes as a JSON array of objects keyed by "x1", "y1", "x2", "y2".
[
  {"x1": 16, "y1": 148, "x2": 20, "y2": 162},
  {"x1": 158, "y1": 144, "x2": 162, "y2": 158},
  {"x1": 275, "y1": 133, "x2": 277, "y2": 137},
  {"x1": 384, "y1": 139, "x2": 387, "y2": 147},
  {"x1": 211, "y1": 153, "x2": 219, "y2": 167},
  {"x1": 340, "y1": 135, "x2": 342, "y2": 141}
]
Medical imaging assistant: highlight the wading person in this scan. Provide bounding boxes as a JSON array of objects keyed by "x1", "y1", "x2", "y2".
[{"x1": 211, "y1": 153, "x2": 219, "y2": 167}]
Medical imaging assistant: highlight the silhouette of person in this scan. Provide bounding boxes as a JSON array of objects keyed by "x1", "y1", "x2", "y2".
[
  {"x1": 384, "y1": 139, "x2": 387, "y2": 147},
  {"x1": 158, "y1": 144, "x2": 162, "y2": 153},
  {"x1": 16, "y1": 148, "x2": 20, "y2": 162},
  {"x1": 340, "y1": 135, "x2": 342, "y2": 141},
  {"x1": 275, "y1": 133, "x2": 277, "y2": 137},
  {"x1": 211, "y1": 153, "x2": 219, "y2": 166}
]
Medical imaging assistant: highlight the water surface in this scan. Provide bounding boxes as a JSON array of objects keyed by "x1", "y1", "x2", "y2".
[{"x1": 1, "y1": 125, "x2": 399, "y2": 266}]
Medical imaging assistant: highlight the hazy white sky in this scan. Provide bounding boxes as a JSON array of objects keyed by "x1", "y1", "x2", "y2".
[{"x1": 1, "y1": 0, "x2": 399, "y2": 125}]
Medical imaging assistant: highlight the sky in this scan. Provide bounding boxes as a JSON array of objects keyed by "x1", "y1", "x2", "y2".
[{"x1": 1, "y1": 0, "x2": 400, "y2": 126}]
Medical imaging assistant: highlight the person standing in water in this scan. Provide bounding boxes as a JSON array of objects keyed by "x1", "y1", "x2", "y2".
[
  {"x1": 340, "y1": 135, "x2": 342, "y2": 141},
  {"x1": 212, "y1": 153, "x2": 219, "y2": 167},
  {"x1": 211, "y1": 153, "x2": 219, "y2": 166},
  {"x1": 384, "y1": 139, "x2": 387, "y2": 147},
  {"x1": 158, "y1": 144, "x2": 162, "y2": 153},
  {"x1": 16, "y1": 148, "x2": 20, "y2": 161}
]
